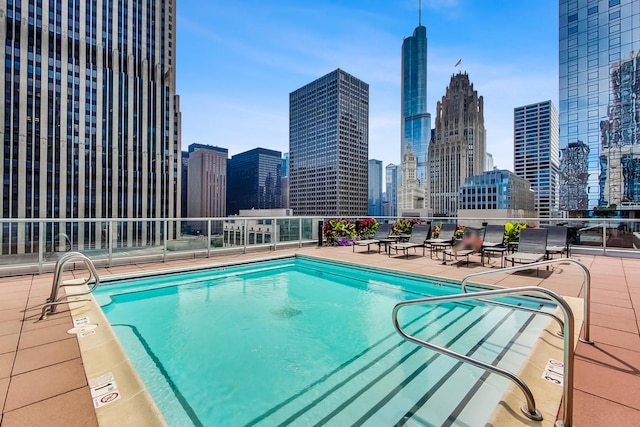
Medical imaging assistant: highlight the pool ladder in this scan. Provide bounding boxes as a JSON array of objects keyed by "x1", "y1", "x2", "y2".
[
  {"x1": 40, "y1": 252, "x2": 100, "y2": 320},
  {"x1": 392, "y1": 258, "x2": 593, "y2": 427}
]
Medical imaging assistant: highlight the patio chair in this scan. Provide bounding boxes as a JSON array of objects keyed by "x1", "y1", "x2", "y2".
[
  {"x1": 480, "y1": 224, "x2": 508, "y2": 267},
  {"x1": 353, "y1": 223, "x2": 392, "y2": 253},
  {"x1": 545, "y1": 226, "x2": 570, "y2": 259},
  {"x1": 426, "y1": 223, "x2": 457, "y2": 258},
  {"x1": 504, "y1": 228, "x2": 548, "y2": 275},
  {"x1": 388, "y1": 224, "x2": 431, "y2": 258},
  {"x1": 442, "y1": 227, "x2": 483, "y2": 266}
]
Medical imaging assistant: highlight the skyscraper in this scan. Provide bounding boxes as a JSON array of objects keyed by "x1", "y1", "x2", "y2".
[
  {"x1": 559, "y1": 0, "x2": 640, "y2": 211},
  {"x1": 1, "y1": 0, "x2": 181, "y2": 252},
  {"x1": 289, "y1": 69, "x2": 369, "y2": 216},
  {"x1": 429, "y1": 73, "x2": 486, "y2": 216},
  {"x1": 187, "y1": 144, "x2": 228, "y2": 226},
  {"x1": 368, "y1": 159, "x2": 383, "y2": 216},
  {"x1": 401, "y1": 7, "x2": 430, "y2": 187},
  {"x1": 514, "y1": 101, "x2": 560, "y2": 219},
  {"x1": 385, "y1": 163, "x2": 399, "y2": 217},
  {"x1": 227, "y1": 148, "x2": 282, "y2": 215}
]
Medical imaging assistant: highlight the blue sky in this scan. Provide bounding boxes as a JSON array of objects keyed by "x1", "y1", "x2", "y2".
[{"x1": 177, "y1": 0, "x2": 558, "y2": 172}]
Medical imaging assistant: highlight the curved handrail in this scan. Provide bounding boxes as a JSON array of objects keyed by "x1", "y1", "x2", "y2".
[
  {"x1": 43, "y1": 252, "x2": 100, "y2": 319},
  {"x1": 392, "y1": 286, "x2": 575, "y2": 426},
  {"x1": 461, "y1": 258, "x2": 592, "y2": 344}
]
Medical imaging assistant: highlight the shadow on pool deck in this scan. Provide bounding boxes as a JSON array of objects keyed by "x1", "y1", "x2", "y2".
[{"x1": 0, "y1": 245, "x2": 639, "y2": 426}]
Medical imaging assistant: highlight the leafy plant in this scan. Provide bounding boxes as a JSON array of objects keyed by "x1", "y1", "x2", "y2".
[
  {"x1": 505, "y1": 222, "x2": 527, "y2": 242},
  {"x1": 454, "y1": 225, "x2": 465, "y2": 240},
  {"x1": 392, "y1": 219, "x2": 417, "y2": 235},
  {"x1": 357, "y1": 218, "x2": 380, "y2": 238},
  {"x1": 432, "y1": 224, "x2": 441, "y2": 238},
  {"x1": 323, "y1": 219, "x2": 357, "y2": 246}
]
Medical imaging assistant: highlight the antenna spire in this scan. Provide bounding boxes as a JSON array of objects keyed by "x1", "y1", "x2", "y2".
[{"x1": 419, "y1": 0, "x2": 422, "y2": 26}]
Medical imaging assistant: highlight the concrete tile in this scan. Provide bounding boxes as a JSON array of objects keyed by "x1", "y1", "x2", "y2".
[
  {"x1": 588, "y1": 325, "x2": 640, "y2": 352},
  {"x1": 0, "y1": 308, "x2": 23, "y2": 323},
  {"x1": 17, "y1": 322, "x2": 76, "y2": 350},
  {"x1": 4, "y1": 358, "x2": 87, "y2": 411},
  {"x1": 1, "y1": 387, "x2": 98, "y2": 427},
  {"x1": 0, "y1": 334, "x2": 19, "y2": 355},
  {"x1": 0, "y1": 297, "x2": 27, "y2": 311},
  {"x1": 0, "y1": 376, "x2": 9, "y2": 411},
  {"x1": 20, "y1": 312, "x2": 73, "y2": 332},
  {"x1": 589, "y1": 311, "x2": 639, "y2": 334},
  {"x1": 0, "y1": 320, "x2": 21, "y2": 338},
  {"x1": 12, "y1": 337, "x2": 80, "y2": 375},
  {"x1": 574, "y1": 358, "x2": 640, "y2": 410},
  {"x1": 0, "y1": 352, "x2": 14, "y2": 379},
  {"x1": 576, "y1": 341, "x2": 640, "y2": 374},
  {"x1": 589, "y1": 302, "x2": 636, "y2": 319},
  {"x1": 573, "y1": 389, "x2": 640, "y2": 427}
]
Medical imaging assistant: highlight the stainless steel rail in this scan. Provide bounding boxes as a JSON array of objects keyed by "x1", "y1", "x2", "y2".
[
  {"x1": 392, "y1": 286, "x2": 575, "y2": 426},
  {"x1": 41, "y1": 252, "x2": 100, "y2": 320},
  {"x1": 461, "y1": 257, "x2": 593, "y2": 344}
]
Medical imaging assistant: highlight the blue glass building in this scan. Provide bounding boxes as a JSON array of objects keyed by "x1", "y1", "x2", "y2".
[
  {"x1": 401, "y1": 15, "x2": 431, "y2": 187},
  {"x1": 227, "y1": 148, "x2": 283, "y2": 215},
  {"x1": 559, "y1": 0, "x2": 640, "y2": 211},
  {"x1": 385, "y1": 163, "x2": 399, "y2": 216},
  {"x1": 368, "y1": 159, "x2": 383, "y2": 216}
]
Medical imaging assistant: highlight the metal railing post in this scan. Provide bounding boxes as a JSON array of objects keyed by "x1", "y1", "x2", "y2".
[
  {"x1": 243, "y1": 219, "x2": 248, "y2": 254},
  {"x1": 163, "y1": 220, "x2": 167, "y2": 263},
  {"x1": 273, "y1": 218, "x2": 277, "y2": 251},
  {"x1": 38, "y1": 221, "x2": 44, "y2": 274},
  {"x1": 298, "y1": 218, "x2": 303, "y2": 248},
  {"x1": 207, "y1": 219, "x2": 212, "y2": 258},
  {"x1": 602, "y1": 222, "x2": 607, "y2": 256},
  {"x1": 107, "y1": 220, "x2": 113, "y2": 268}
]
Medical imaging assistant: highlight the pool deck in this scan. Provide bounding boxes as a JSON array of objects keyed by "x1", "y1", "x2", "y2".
[{"x1": 0, "y1": 246, "x2": 639, "y2": 426}]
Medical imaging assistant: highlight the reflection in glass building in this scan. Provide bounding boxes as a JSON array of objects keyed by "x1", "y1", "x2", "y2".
[
  {"x1": 289, "y1": 69, "x2": 369, "y2": 216},
  {"x1": 1, "y1": 0, "x2": 181, "y2": 254},
  {"x1": 401, "y1": 13, "x2": 430, "y2": 188},
  {"x1": 559, "y1": 0, "x2": 640, "y2": 211},
  {"x1": 227, "y1": 148, "x2": 282, "y2": 216},
  {"x1": 368, "y1": 159, "x2": 383, "y2": 216}
]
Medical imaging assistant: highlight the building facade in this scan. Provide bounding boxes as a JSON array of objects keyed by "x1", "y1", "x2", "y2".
[
  {"x1": 429, "y1": 73, "x2": 486, "y2": 216},
  {"x1": 281, "y1": 153, "x2": 289, "y2": 209},
  {"x1": 0, "y1": 0, "x2": 181, "y2": 254},
  {"x1": 398, "y1": 144, "x2": 427, "y2": 217},
  {"x1": 368, "y1": 159, "x2": 383, "y2": 216},
  {"x1": 289, "y1": 69, "x2": 369, "y2": 216},
  {"x1": 385, "y1": 163, "x2": 399, "y2": 217},
  {"x1": 186, "y1": 144, "x2": 228, "y2": 232},
  {"x1": 401, "y1": 13, "x2": 430, "y2": 188},
  {"x1": 559, "y1": 0, "x2": 640, "y2": 211},
  {"x1": 458, "y1": 169, "x2": 536, "y2": 226},
  {"x1": 514, "y1": 101, "x2": 560, "y2": 219},
  {"x1": 227, "y1": 148, "x2": 282, "y2": 215}
]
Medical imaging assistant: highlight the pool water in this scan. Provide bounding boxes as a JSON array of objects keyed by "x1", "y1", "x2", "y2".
[{"x1": 94, "y1": 256, "x2": 553, "y2": 426}]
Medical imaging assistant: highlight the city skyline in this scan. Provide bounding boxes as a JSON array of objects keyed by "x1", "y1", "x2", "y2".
[{"x1": 178, "y1": 1, "x2": 558, "y2": 172}]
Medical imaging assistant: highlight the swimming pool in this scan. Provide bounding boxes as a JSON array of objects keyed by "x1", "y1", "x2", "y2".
[{"x1": 94, "y1": 256, "x2": 554, "y2": 426}]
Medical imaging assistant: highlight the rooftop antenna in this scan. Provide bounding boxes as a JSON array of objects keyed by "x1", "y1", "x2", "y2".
[{"x1": 419, "y1": 0, "x2": 422, "y2": 26}]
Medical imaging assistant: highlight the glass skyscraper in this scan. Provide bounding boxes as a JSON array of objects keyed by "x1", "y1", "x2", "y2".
[
  {"x1": 385, "y1": 163, "x2": 399, "y2": 216},
  {"x1": 401, "y1": 14, "x2": 430, "y2": 187},
  {"x1": 559, "y1": 0, "x2": 640, "y2": 211},
  {"x1": 227, "y1": 148, "x2": 282, "y2": 215},
  {"x1": 514, "y1": 101, "x2": 560, "y2": 219},
  {"x1": 289, "y1": 69, "x2": 369, "y2": 216},
  {"x1": 1, "y1": 0, "x2": 181, "y2": 253},
  {"x1": 368, "y1": 159, "x2": 383, "y2": 216}
]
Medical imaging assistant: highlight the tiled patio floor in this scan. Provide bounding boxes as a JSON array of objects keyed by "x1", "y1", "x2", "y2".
[{"x1": 0, "y1": 246, "x2": 638, "y2": 426}]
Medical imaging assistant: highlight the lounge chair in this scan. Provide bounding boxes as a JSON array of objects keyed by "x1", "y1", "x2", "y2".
[
  {"x1": 442, "y1": 227, "x2": 482, "y2": 266},
  {"x1": 353, "y1": 223, "x2": 392, "y2": 253},
  {"x1": 480, "y1": 224, "x2": 507, "y2": 267},
  {"x1": 545, "y1": 226, "x2": 570, "y2": 259},
  {"x1": 426, "y1": 223, "x2": 457, "y2": 258},
  {"x1": 505, "y1": 228, "x2": 548, "y2": 275},
  {"x1": 388, "y1": 224, "x2": 431, "y2": 258}
]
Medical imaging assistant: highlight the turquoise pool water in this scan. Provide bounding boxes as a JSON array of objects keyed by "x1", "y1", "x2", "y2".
[{"x1": 94, "y1": 256, "x2": 554, "y2": 426}]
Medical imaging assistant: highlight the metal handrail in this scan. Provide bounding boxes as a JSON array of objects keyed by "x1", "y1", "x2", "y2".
[
  {"x1": 41, "y1": 252, "x2": 100, "y2": 319},
  {"x1": 392, "y1": 286, "x2": 575, "y2": 426},
  {"x1": 461, "y1": 257, "x2": 593, "y2": 344}
]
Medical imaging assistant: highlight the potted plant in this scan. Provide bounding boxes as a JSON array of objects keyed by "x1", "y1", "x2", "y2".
[{"x1": 323, "y1": 219, "x2": 357, "y2": 246}]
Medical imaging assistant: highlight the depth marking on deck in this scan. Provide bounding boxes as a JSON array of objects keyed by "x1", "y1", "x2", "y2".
[
  {"x1": 541, "y1": 358, "x2": 564, "y2": 386},
  {"x1": 90, "y1": 372, "x2": 122, "y2": 408}
]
